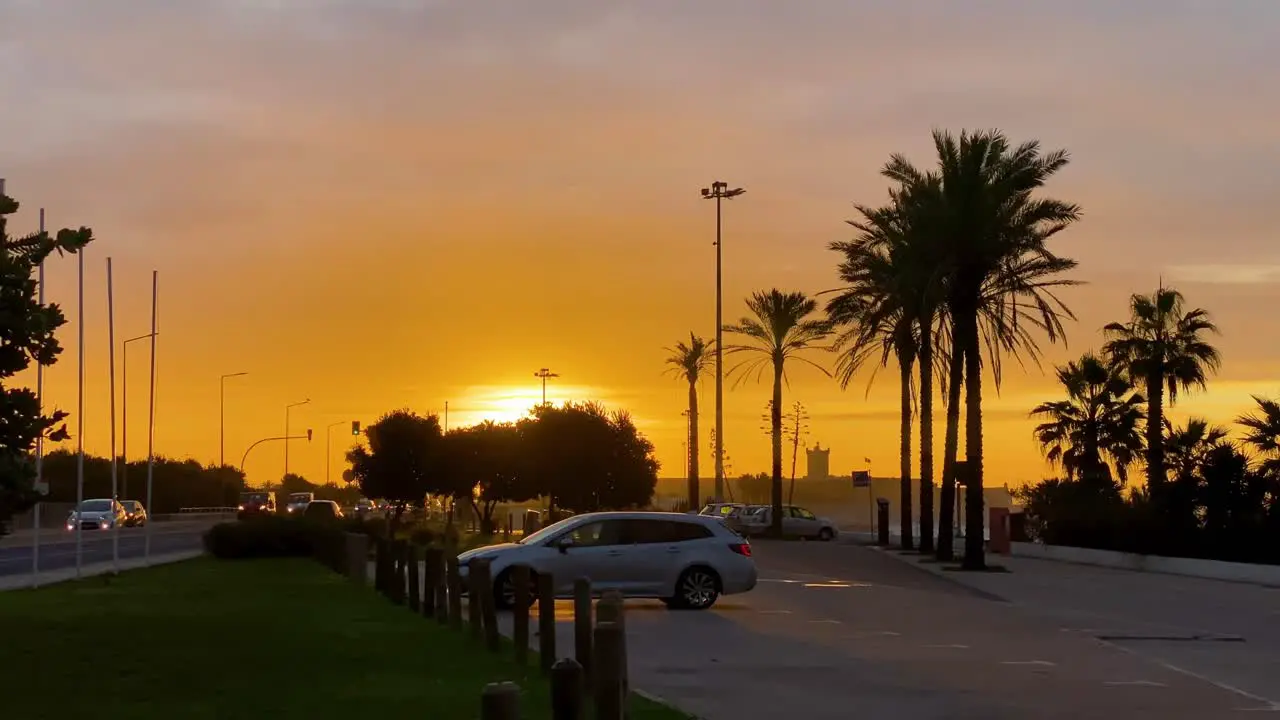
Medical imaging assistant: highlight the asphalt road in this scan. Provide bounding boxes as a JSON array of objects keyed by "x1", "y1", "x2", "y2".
[
  {"x1": 0, "y1": 527, "x2": 206, "y2": 577},
  {"x1": 492, "y1": 541, "x2": 1271, "y2": 719}
]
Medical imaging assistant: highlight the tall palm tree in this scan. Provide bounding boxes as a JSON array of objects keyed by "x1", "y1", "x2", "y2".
[
  {"x1": 664, "y1": 333, "x2": 714, "y2": 510},
  {"x1": 1237, "y1": 395, "x2": 1280, "y2": 479},
  {"x1": 1103, "y1": 286, "x2": 1221, "y2": 499},
  {"x1": 827, "y1": 212, "x2": 923, "y2": 550},
  {"x1": 1030, "y1": 353, "x2": 1145, "y2": 489},
  {"x1": 1165, "y1": 417, "x2": 1230, "y2": 482},
  {"x1": 723, "y1": 289, "x2": 830, "y2": 536},
  {"x1": 882, "y1": 130, "x2": 1082, "y2": 568}
]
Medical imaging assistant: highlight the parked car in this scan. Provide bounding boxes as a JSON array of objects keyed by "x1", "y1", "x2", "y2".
[
  {"x1": 697, "y1": 502, "x2": 759, "y2": 534},
  {"x1": 303, "y1": 500, "x2": 343, "y2": 520},
  {"x1": 740, "y1": 505, "x2": 838, "y2": 541},
  {"x1": 66, "y1": 499, "x2": 128, "y2": 531},
  {"x1": 285, "y1": 492, "x2": 314, "y2": 514},
  {"x1": 238, "y1": 491, "x2": 276, "y2": 518},
  {"x1": 457, "y1": 511, "x2": 757, "y2": 611},
  {"x1": 120, "y1": 500, "x2": 148, "y2": 527}
]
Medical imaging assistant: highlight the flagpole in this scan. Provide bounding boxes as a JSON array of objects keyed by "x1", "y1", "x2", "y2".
[
  {"x1": 107, "y1": 257, "x2": 119, "y2": 573},
  {"x1": 75, "y1": 224, "x2": 85, "y2": 577},
  {"x1": 144, "y1": 270, "x2": 158, "y2": 562},
  {"x1": 33, "y1": 206, "x2": 46, "y2": 586}
]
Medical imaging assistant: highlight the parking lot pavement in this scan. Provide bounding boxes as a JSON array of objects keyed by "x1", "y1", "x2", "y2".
[
  {"x1": 485, "y1": 541, "x2": 1271, "y2": 720},
  {"x1": 865, "y1": 544, "x2": 1280, "y2": 710}
]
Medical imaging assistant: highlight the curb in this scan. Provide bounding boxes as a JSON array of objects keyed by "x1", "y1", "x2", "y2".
[{"x1": 861, "y1": 545, "x2": 1013, "y2": 604}]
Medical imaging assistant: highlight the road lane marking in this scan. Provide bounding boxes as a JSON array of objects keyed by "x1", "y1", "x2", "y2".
[
  {"x1": 1000, "y1": 660, "x2": 1056, "y2": 666},
  {"x1": 1103, "y1": 681, "x2": 1167, "y2": 687},
  {"x1": 808, "y1": 619, "x2": 842, "y2": 624},
  {"x1": 845, "y1": 631, "x2": 899, "y2": 638},
  {"x1": 925, "y1": 644, "x2": 969, "y2": 649},
  {"x1": 758, "y1": 609, "x2": 792, "y2": 614}
]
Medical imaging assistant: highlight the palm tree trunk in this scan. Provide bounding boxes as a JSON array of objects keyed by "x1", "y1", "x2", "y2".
[
  {"x1": 770, "y1": 363, "x2": 784, "y2": 537},
  {"x1": 936, "y1": 343, "x2": 963, "y2": 561},
  {"x1": 898, "y1": 355, "x2": 915, "y2": 550},
  {"x1": 918, "y1": 319, "x2": 935, "y2": 554},
  {"x1": 1145, "y1": 371, "x2": 1165, "y2": 494},
  {"x1": 688, "y1": 381, "x2": 700, "y2": 510},
  {"x1": 960, "y1": 307, "x2": 987, "y2": 571}
]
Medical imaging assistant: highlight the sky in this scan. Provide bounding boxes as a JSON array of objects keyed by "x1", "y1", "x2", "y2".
[{"x1": 2, "y1": 0, "x2": 1279, "y2": 490}]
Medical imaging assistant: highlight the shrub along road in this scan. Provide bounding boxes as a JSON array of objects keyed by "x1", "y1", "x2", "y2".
[{"x1": 493, "y1": 541, "x2": 1269, "y2": 719}]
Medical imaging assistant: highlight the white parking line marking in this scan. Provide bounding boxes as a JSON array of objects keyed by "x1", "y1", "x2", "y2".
[
  {"x1": 808, "y1": 619, "x2": 842, "y2": 624},
  {"x1": 1001, "y1": 660, "x2": 1056, "y2": 667},
  {"x1": 1103, "y1": 681, "x2": 1167, "y2": 687},
  {"x1": 759, "y1": 609, "x2": 793, "y2": 615},
  {"x1": 845, "y1": 631, "x2": 900, "y2": 638},
  {"x1": 925, "y1": 644, "x2": 969, "y2": 649},
  {"x1": 1099, "y1": 638, "x2": 1280, "y2": 710}
]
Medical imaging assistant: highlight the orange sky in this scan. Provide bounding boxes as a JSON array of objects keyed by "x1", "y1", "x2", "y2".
[{"x1": 3, "y1": 1, "x2": 1279, "y2": 489}]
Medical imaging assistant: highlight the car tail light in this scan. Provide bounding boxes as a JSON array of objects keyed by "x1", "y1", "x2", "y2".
[{"x1": 729, "y1": 543, "x2": 752, "y2": 557}]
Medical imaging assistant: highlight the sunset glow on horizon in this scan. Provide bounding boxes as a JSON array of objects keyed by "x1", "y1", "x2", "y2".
[{"x1": 4, "y1": 1, "x2": 1279, "y2": 489}]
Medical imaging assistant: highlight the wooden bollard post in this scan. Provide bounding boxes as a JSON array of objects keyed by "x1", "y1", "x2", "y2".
[
  {"x1": 596, "y1": 593, "x2": 628, "y2": 702},
  {"x1": 512, "y1": 566, "x2": 531, "y2": 666},
  {"x1": 468, "y1": 559, "x2": 488, "y2": 640},
  {"x1": 478, "y1": 562, "x2": 501, "y2": 653},
  {"x1": 373, "y1": 538, "x2": 387, "y2": 595},
  {"x1": 423, "y1": 547, "x2": 442, "y2": 619},
  {"x1": 573, "y1": 577, "x2": 593, "y2": 684},
  {"x1": 407, "y1": 545, "x2": 421, "y2": 613},
  {"x1": 551, "y1": 658, "x2": 585, "y2": 720},
  {"x1": 345, "y1": 532, "x2": 369, "y2": 585},
  {"x1": 538, "y1": 572, "x2": 556, "y2": 674},
  {"x1": 446, "y1": 555, "x2": 464, "y2": 631},
  {"x1": 392, "y1": 540, "x2": 408, "y2": 605},
  {"x1": 592, "y1": 620, "x2": 625, "y2": 720},
  {"x1": 480, "y1": 681, "x2": 521, "y2": 720}
]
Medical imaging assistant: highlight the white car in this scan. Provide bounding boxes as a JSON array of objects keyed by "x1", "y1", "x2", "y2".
[
  {"x1": 457, "y1": 511, "x2": 758, "y2": 611},
  {"x1": 66, "y1": 498, "x2": 127, "y2": 531},
  {"x1": 741, "y1": 505, "x2": 838, "y2": 541}
]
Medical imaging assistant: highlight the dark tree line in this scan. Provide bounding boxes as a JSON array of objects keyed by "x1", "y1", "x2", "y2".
[{"x1": 346, "y1": 400, "x2": 659, "y2": 533}]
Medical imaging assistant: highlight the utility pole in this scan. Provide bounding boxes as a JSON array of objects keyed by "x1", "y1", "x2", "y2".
[
  {"x1": 534, "y1": 367, "x2": 559, "y2": 407},
  {"x1": 325, "y1": 420, "x2": 346, "y2": 485},
  {"x1": 701, "y1": 180, "x2": 744, "y2": 502},
  {"x1": 120, "y1": 332, "x2": 154, "y2": 500}
]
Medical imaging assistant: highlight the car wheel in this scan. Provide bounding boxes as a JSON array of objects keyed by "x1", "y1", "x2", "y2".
[
  {"x1": 672, "y1": 566, "x2": 720, "y2": 610},
  {"x1": 493, "y1": 568, "x2": 537, "y2": 611},
  {"x1": 818, "y1": 527, "x2": 834, "y2": 542}
]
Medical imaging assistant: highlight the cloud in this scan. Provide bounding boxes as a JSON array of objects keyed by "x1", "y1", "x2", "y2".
[{"x1": 1164, "y1": 264, "x2": 1280, "y2": 285}]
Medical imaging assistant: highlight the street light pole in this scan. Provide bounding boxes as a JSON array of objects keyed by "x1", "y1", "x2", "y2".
[
  {"x1": 220, "y1": 372, "x2": 248, "y2": 468},
  {"x1": 701, "y1": 180, "x2": 744, "y2": 502},
  {"x1": 325, "y1": 420, "x2": 345, "y2": 485},
  {"x1": 534, "y1": 368, "x2": 559, "y2": 407},
  {"x1": 120, "y1": 332, "x2": 155, "y2": 501},
  {"x1": 284, "y1": 398, "x2": 311, "y2": 480}
]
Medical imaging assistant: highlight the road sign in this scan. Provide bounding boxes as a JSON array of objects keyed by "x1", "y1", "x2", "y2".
[
  {"x1": 852, "y1": 470, "x2": 871, "y2": 488},
  {"x1": 34, "y1": 479, "x2": 49, "y2": 495}
]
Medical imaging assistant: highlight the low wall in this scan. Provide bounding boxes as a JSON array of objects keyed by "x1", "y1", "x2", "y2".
[{"x1": 1011, "y1": 541, "x2": 1280, "y2": 587}]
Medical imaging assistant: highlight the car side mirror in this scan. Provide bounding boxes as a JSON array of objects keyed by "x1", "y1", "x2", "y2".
[{"x1": 554, "y1": 536, "x2": 575, "y2": 554}]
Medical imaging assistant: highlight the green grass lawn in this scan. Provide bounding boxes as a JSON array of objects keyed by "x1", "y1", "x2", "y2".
[{"x1": 0, "y1": 558, "x2": 688, "y2": 720}]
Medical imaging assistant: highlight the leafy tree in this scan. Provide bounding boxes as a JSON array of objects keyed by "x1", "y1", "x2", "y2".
[
  {"x1": 27, "y1": 449, "x2": 245, "y2": 513},
  {"x1": 664, "y1": 333, "x2": 713, "y2": 510},
  {"x1": 723, "y1": 289, "x2": 830, "y2": 536},
  {"x1": 444, "y1": 421, "x2": 537, "y2": 534},
  {"x1": 346, "y1": 409, "x2": 444, "y2": 532},
  {"x1": 522, "y1": 401, "x2": 658, "y2": 513},
  {"x1": 1104, "y1": 286, "x2": 1221, "y2": 503},
  {"x1": 1030, "y1": 353, "x2": 1145, "y2": 489},
  {"x1": 0, "y1": 190, "x2": 93, "y2": 530},
  {"x1": 880, "y1": 130, "x2": 1081, "y2": 569},
  {"x1": 1237, "y1": 395, "x2": 1280, "y2": 479}
]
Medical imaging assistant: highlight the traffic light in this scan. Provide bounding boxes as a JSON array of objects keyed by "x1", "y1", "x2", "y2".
[{"x1": 351, "y1": 420, "x2": 361, "y2": 436}]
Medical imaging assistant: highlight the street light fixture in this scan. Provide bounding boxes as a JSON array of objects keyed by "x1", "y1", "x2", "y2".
[
  {"x1": 701, "y1": 180, "x2": 744, "y2": 502},
  {"x1": 219, "y1": 372, "x2": 248, "y2": 468},
  {"x1": 284, "y1": 398, "x2": 311, "y2": 479},
  {"x1": 120, "y1": 332, "x2": 156, "y2": 500},
  {"x1": 534, "y1": 368, "x2": 559, "y2": 407},
  {"x1": 324, "y1": 420, "x2": 351, "y2": 485}
]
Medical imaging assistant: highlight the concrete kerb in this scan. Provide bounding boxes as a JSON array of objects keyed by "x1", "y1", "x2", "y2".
[
  {"x1": 0, "y1": 549, "x2": 204, "y2": 591},
  {"x1": 848, "y1": 538, "x2": 1014, "y2": 604}
]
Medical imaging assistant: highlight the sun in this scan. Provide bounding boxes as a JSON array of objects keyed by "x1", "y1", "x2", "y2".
[{"x1": 452, "y1": 387, "x2": 545, "y2": 426}]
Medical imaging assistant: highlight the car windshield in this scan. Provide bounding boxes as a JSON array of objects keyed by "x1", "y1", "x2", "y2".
[
  {"x1": 78, "y1": 500, "x2": 112, "y2": 512},
  {"x1": 241, "y1": 493, "x2": 269, "y2": 504},
  {"x1": 519, "y1": 516, "x2": 579, "y2": 545},
  {"x1": 121, "y1": 501, "x2": 139, "y2": 511},
  {"x1": 288, "y1": 494, "x2": 311, "y2": 502}
]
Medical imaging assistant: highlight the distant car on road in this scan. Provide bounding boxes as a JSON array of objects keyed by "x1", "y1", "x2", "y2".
[
  {"x1": 740, "y1": 505, "x2": 838, "y2": 541},
  {"x1": 457, "y1": 511, "x2": 757, "y2": 611},
  {"x1": 238, "y1": 491, "x2": 276, "y2": 518},
  {"x1": 66, "y1": 499, "x2": 127, "y2": 532},
  {"x1": 285, "y1": 492, "x2": 314, "y2": 514},
  {"x1": 120, "y1": 500, "x2": 148, "y2": 527},
  {"x1": 303, "y1": 500, "x2": 343, "y2": 520}
]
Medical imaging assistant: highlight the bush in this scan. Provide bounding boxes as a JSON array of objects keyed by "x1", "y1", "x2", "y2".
[
  {"x1": 341, "y1": 515, "x2": 388, "y2": 540},
  {"x1": 203, "y1": 515, "x2": 343, "y2": 563}
]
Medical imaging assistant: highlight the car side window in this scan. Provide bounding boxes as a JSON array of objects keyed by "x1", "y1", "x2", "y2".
[
  {"x1": 566, "y1": 521, "x2": 624, "y2": 547},
  {"x1": 622, "y1": 519, "x2": 713, "y2": 544},
  {"x1": 794, "y1": 508, "x2": 816, "y2": 520}
]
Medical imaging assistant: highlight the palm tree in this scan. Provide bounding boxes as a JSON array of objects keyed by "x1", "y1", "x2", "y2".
[
  {"x1": 882, "y1": 130, "x2": 1082, "y2": 568},
  {"x1": 1237, "y1": 395, "x2": 1280, "y2": 479},
  {"x1": 1103, "y1": 286, "x2": 1221, "y2": 500},
  {"x1": 1030, "y1": 353, "x2": 1145, "y2": 489},
  {"x1": 664, "y1": 333, "x2": 714, "y2": 510},
  {"x1": 1165, "y1": 417, "x2": 1230, "y2": 482},
  {"x1": 723, "y1": 289, "x2": 830, "y2": 536},
  {"x1": 827, "y1": 218, "x2": 922, "y2": 550}
]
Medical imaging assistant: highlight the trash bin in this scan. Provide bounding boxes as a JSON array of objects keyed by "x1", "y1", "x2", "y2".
[{"x1": 875, "y1": 498, "x2": 891, "y2": 547}]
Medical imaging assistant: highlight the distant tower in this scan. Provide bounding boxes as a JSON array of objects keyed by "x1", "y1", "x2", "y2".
[{"x1": 805, "y1": 442, "x2": 831, "y2": 481}]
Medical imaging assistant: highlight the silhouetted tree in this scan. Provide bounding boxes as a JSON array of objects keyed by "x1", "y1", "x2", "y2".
[
  {"x1": 1237, "y1": 395, "x2": 1280, "y2": 480},
  {"x1": 444, "y1": 421, "x2": 538, "y2": 534},
  {"x1": 664, "y1": 333, "x2": 713, "y2": 511},
  {"x1": 0, "y1": 189, "x2": 93, "y2": 531},
  {"x1": 346, "y1": 409, "x2": 444, "y2": 533},
  {"x1": 34, "y1": 449, "x2": 246, "y2": 513}
]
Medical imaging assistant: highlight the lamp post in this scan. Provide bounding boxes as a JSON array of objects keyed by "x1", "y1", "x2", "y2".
[
  {"x1": 701, "y1": 180, "x2": 744, "y2": 502},
  {"x1": 534, "y1": 368, "x2": 559, "y2": 407},
  {"x1": 220, "y1": 372, "x2": 248, "y2": 468},
  {"x1": 325, "y1": 420, "x2": 347, "y2": 485},
  {"x1": 120, "y1": 332, "x2": 155, "y2": 501},
  {"x1": 284, "y1": 398, "x2": 311, "y2": 479}
]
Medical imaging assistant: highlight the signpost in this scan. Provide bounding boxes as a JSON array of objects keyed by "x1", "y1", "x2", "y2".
[{"x1": 852, "y1": 470, "x2": 872, "y2": 531}]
